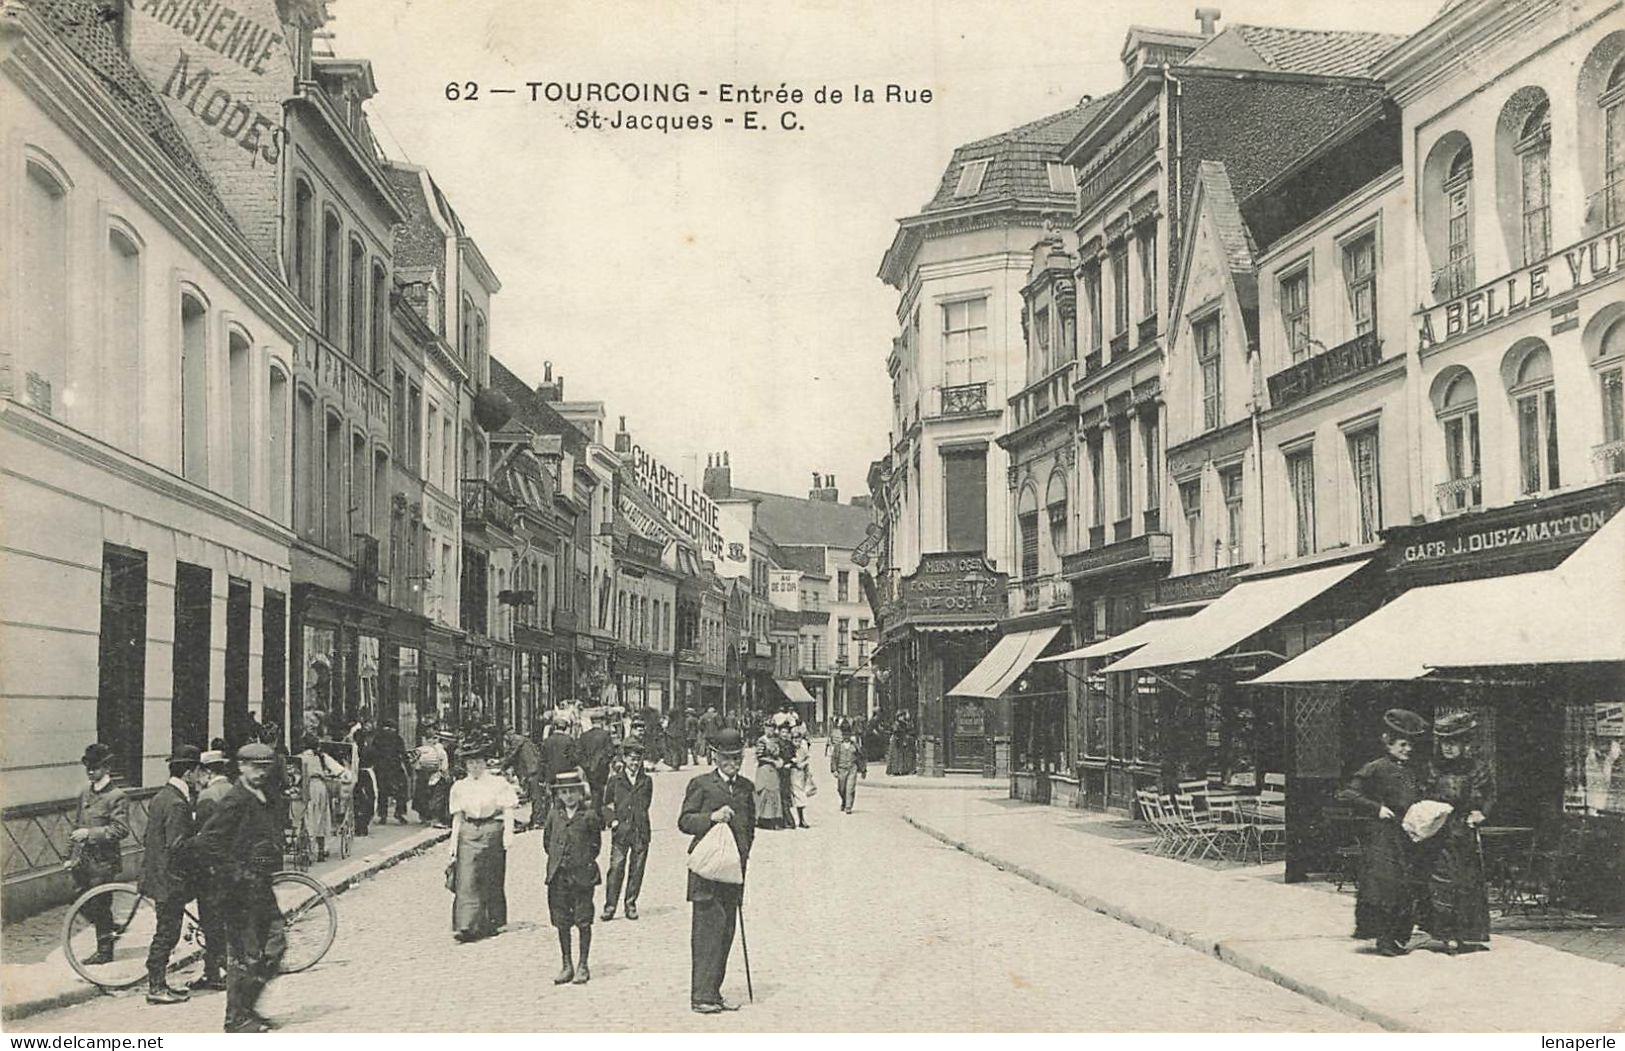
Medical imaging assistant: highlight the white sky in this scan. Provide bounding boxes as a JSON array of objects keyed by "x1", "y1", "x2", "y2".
[{"x1": 328, "y1": 0, "x2": 1439, "y2": 499}]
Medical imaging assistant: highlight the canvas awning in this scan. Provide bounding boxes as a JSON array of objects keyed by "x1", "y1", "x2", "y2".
[
  {"x1": 948, "y1": 626, "x2": 1063, "y2": 698},
  {"x1": 774, "y1": 679, "x2": 818, "y2": 706},
  {"x1": 1038, "y1": 614, "x2": 1196, "y2": 663},
  {"x1": 1254, "y1": 514, "x2": 1625, "y2": 684},
  {"x1": 1101, "y1": 559, "x2": 1370, "y2": 674}
]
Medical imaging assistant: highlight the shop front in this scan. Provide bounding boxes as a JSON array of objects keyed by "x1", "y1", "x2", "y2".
[
  {"x1": 290, "y1": 583, "x2": 431, "y2": 743},
  {"x1": 514, "y1": 625, "x2": 554, "y2": 736},
  {"x1": 949, "y1": 621, "x2": 1071, "y2": 796}
]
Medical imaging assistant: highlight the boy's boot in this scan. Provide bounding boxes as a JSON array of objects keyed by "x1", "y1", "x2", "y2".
[
  {"x1": 572, "y1": 925, "x2": 592, "y2": 984},
  {"x1": 554, "y1": 928, "x2": 575, "y2": 984}
]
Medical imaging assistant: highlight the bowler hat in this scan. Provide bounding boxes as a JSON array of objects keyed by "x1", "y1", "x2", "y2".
[
  {"x1": 1382, "y1": 708, "x2": 1427, "y2": 738},
  {"x1": 81, "y1": 743, "x2": 114, "y2": 769},
  {"x1": 236, "y1": 742, "x2": 276, "y2": 763},
  {"x1": 550, "y1": 768, "x2": 588, "y2": 792},
  {"x1": 168, "y1": 745, "x2": 202, "y2": 766},
  {"x1": 709, "y1": 728, "x2": 745, "y2": 755},
  {"x1": 1433, "y1": 711, "x2": 1478, "y2": 739}
]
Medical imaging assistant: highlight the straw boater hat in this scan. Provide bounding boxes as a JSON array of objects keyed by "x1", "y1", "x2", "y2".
[
  {"x1": 200, "y1": 750, "x2": 229, "y2": 769},
  {"x1": 1382, "y1": 709, "x2": 1427, "y2": 738},
  {"x1": 550, "y1": 768, "x2": 588, "y2": 793},
  {"x1": 1433, "y1": 711, "x2": 1477, "y2": 739}
]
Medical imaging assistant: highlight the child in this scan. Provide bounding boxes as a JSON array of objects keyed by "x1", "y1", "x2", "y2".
[
  {"x1": 602, "y1": 738, "x2": 652, "y2": 921},
  {"x1": 542, "y1": 768, "x2": 602, "y2": 984}
]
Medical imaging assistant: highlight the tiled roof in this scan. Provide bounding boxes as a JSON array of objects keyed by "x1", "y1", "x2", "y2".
[
  {"x1": 775, "y1": 545, "x2": 830, "y2": 578},
  {"x1": 488, "y1": 357, "x2": 591, "y2": 456},
  {"x1": 921, "y1": 94, "x2": 1117, "y2": 213},
  {"x1": 1182, "y1": 25, "x2": 1407, "y2": 79},
  {"x1": 730, "y1": 488, "x2": 874, "y2": 550},
  {"x1": 1197, "y1": 161, "x2": 1259, "y2": 272},
  {"x1": 31, "y1": 0, "x2": 234, "y2": 227}
]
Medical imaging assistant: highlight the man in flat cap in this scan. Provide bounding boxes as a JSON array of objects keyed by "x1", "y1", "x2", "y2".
[
  {"x1": 191, "y1": 743, "x2": 286, "y2": 1032},
  {"x1": 678, "y1": 728, "x2": 755, "y2": 1013},
  {"x1": 188, "y1": 749, "x2": 234, "y2": 993},
  {"x1": 140, "y1": 745, "x2": 202, "y2": 1004},
  {"x1": 69, "y1": 743, "x2": 130, "y2": 966}
]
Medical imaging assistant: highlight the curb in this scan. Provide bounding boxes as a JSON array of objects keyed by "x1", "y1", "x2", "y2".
[
  {"x1": 861, "y1": 777, "x2": 994, "y2": 791},
  {"x1": 901, "y1": 812, "x2": 1416, "y2": 1034},
  {"x1": 2, "y1": 828, "x2": 450, "y2": 1023}
]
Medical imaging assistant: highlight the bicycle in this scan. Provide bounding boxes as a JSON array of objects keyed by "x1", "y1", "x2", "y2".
[{"x1": 61, "y1": 871, "x2": 338, "y2": 990}]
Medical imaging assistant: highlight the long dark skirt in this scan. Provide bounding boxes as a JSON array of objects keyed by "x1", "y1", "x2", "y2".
[
  {"x1": 1353, "y1": 821, "x2": 1421, "y2": 941},
  {"x1": 452, "y1": 818, "x2": 507, "y2": 937},
  {"x1": 1423, "y1": 822, "x2": 1491, "y2": 943},
  {"x1": 754, "y1": 764, "x2": 785, "y2": 826}
]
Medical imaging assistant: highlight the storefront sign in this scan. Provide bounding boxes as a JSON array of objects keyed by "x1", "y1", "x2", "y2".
[
  {"x1": 1062, "y1": 533, "x2": 1172, "y2": 581},
  {"x1": 1154, "y1": 566, "x2": 1240, "y2": 606},
  {"x1": 1415, "y1": 228, "x2": 1625, "y2": 352},
  {"x1": 628, "y1": 443, "x2": 725, "y2": 562},
  {"x1": 617, "y1": 485, "x2": 676, "y2": 547},
  {"x1": 768, "y1": 570, "x2": 801, "y2": 610},
  {"x1": 1385, "y1": 483, "x2": 1624, "y2": 583},
  {"x1": 885, "y1": 552, "x2": 1008, "y2": 626}
]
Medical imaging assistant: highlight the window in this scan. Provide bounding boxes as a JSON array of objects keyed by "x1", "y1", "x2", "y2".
[
  {"x1": 351, "y1": 432, "x2": 369, "y2": 550},
  {"x1": 1045, "y1": 161, "x2": 1076, "y2": 194},
  {"x1": 943, "y1": 448, "x2": 987, "y2": 552},
  {"x1": 292, "y1": 179, "x2": 314, "y2": 305},
  {"x1": 408, "y1": 383, "x2": 422, "y2": 474},
  {"x1": 105, "y1": 229, "x2": 141, "y2": 445},
  {"x1": 172, "y1": 561, "x2": 212, "y2": 752},
  {"x1": 1344, "y1": 234, "x2": 1377, "y2": 338},
  {"x1": 1033, "y1": 306, "x2": 1051, "y2": 376},
  {"x1": 837, "y1": 570, "x2": 849, "y2": 602},
  {"x1": 1218, "y1": 468, "x2": 1243, "y2": 565},
  {"x1": 1137, "y1": 224, "x2": 1157, "y2": 321},
  {"x1": 324, "y1": 413, "x2": 345, "y2": 548},
  {"x1": 261, "y1": 589, "x2": 286, "y2": 734},
  {"x1": 1438, "y1": 371, "x2": 1483, "y2": 511},
  {"x1": 1141, "y1": 414, "x2": 1160, "y2": 512},
  {"x1": 180, "y1": 293, "x2": 209, "y2": 484},
  {"x1": 1511, "y1": 345, "x2": 1560, "y2": 495},
  {"x1": 1601, "y1": 320, "x2": 1625, "y2": 477},
  {"x1": 268, "y1": 367, "x2": 289, "y2": 520},
  {"x1": 1110, "y1": 240, "x2": 1130, "y2": 338},
  {"x1": 1087, "y1": 432, "x2": 1105, "y2": 527},
  {"x1": 442, "y1": 417, "x2": 454, "y2": 489},
  {"x1": 837, "y1": 617, "x2": 850, "y2": 664},
  {"x1": 427, "y1": 403, "x2": 439, "y2": 485},
  {"x1": 1606, "y1": 60, "x2": 1625, "y2": 227},
  {"x1": 954, "y1": 158, "x2": 989, "y2": 197},
  {"x1": 1281, "y1": 268, "x2": 1311, "y2": 362},
  {"x1": 1444, "y1": 146, "x2": 1474, "y2": 296},
  {"x1": 322, "y1": 210, "x2": 342, "y2": 342},
  {"x1": 97, "y1": 544, "x2": 147, "y2": 785},
  {"x1": 18, "y1": 168, "x2": 68, "y2": 411},
  {"x1": 370, "y1": 261, "x2": 388, "y2": 376},
  {"x1": 347, "y1": 238, "x2": 367, "y2": 361},
  {"x1": 1195, "y1": 315, "x2": 1222, "y2": 431},
  {"x1": 1114, "y1": 422, "x2": 1133, "y2": 523},
  {"x1": 1517, "y1": 102, "x2": 1551, "y2": 264},
  {"x1": 227, "y1": 329, "x2": 252, "y2": 504},
  {"x1": 1180, "y1": 480, "x2": 1203, "y2": 571},
  {"x1": 1347, "y1": 428, "x2": 1382, "y2": 545},
  {"x1": 295, "y1": 389, "x2": 316, "y2": 536},
  {"x1": 1019, "y1": 511, "x2": 1040, "y2": 579},
  {"x1": 1286, "y1": 447, "x2": 1317, "y2": 557},
  {"x1": 1083, "y1": 262, "x2": 1103, "y2": 352},
  {"x1": 941, "y1": 298, "x2": 989, "y2": 387}
]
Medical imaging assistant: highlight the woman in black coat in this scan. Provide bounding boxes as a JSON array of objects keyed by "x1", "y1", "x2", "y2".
[
  {"x1": 1423, "y1": 711, "x2": 1494, "y2": 954},
  {"x1": 1337, "y1": 708, "x2": 1429, "y2": 956}
]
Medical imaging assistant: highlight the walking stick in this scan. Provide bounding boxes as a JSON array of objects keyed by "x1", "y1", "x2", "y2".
[{"x1": 737, "y1": 903, "x2": 754, "y2": 1002}]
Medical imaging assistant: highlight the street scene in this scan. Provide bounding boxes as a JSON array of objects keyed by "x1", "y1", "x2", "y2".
[{"x1": 3, "y1": 0, "x2": 1625, "y2": 1036}]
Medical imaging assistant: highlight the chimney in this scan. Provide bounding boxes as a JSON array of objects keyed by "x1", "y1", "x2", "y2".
[
  {"x1": 703, "y1": 450, "x2": 732, "y2": 499},
  {"x1": 536, "y1": 360, "x2": 565, "y2": 402},
  {"x1": 1195, "y1": 7, "x2": 1221, "y2": 36},
  {"x1": 613, "y1": 415, "x2": 632, "y2": 454},
  {"x1": 809, "y1": 472, "x2": 839, "y2": 503}
]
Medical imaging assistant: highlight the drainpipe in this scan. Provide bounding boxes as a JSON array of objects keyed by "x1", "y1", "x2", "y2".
[{"x1": 1250, "y1": 345, "x2": 1268, "y2": 567}]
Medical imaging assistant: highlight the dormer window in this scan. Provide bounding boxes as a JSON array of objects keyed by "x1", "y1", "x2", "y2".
[
  {"x1": 954, "y1": 159, "x2": 990, "y2": 198},
  {"x1": 1046, "y1": 162, "x2": 1077, "y2": 194}
]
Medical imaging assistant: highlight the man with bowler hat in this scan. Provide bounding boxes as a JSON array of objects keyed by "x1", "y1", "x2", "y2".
[
  {"x1": 140, "y1": 745, "x2": 202, "y2": 1003},
  {"x1": 678, "y1": 727, "x2": 755, "y2": 1013},
  {"x1": 603, "y1": 736, "x2": 653, "y2": 921},
  {"x1": 191, "y1": 743, "x2": 286, "y2": 1032},
  {"x1": 69, "y1": 743, "x2": 130, "y2": 966}
]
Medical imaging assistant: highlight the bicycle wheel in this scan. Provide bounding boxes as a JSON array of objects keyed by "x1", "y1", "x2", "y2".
[
  {"x1": 61, "y1": 882, "x2": 154, "y2": 990},
  {"x1": 271, "y1": 870, "x2": 337, "y2": 973}
]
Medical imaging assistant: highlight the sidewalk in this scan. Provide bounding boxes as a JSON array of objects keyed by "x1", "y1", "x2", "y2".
[
  {"x1": 888, "y1": 787, "x2": 1625, "y2": 1033},
  {"x1": 1, "y1": 822, "x2": 448, "y2": 1022}
]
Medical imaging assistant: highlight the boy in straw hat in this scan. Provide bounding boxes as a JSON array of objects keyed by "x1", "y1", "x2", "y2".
[{"x1": 542, "y1": 768, "x2": 602, "y2": 985}]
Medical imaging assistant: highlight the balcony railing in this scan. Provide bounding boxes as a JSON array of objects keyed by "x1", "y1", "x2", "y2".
[
  {"x1": 1011, "y1": 362, "x2": 1074, "y2": 429},
  {"x1": 1078, "y1": 119, "x2": 1160, "y2": 214},
  {"x1": 1088, "y1": 523, "x2": 1106, "y2": 549},
  {"x1": 1113, "y1": 517, "x2": 1133, "y2": 543},
  {"x1": 1008, "y1": 574, "x2": 1068, "y2": 615},
  {"x1": 462, "y1": 478, "x2": 517, "y2": 532},
  {"x1": 940, "y1": 382, "x2": 990, "y2": 416},
  {"x1": 1435, "y1": 475, "x2": 1483, "y2": 515},
  {"x1": 1084, "y1": 349, "x2": 1102, "y2": 375},
  {"x1": 1266, "y1": 332, "x2": 1384, "y2": 410},
  {"x1": 1593, "y1": 439, "x2": 1625, "y2": 479},
  {"x1": 1137, "y1": 314, "x2": 1159, "y2": 345},
  {"x1": 1431, "y1": 254, "x2": 1475, "y2": 301},
  {"x1": 1110, "y1": 331, "x2": 1130, "y2": 358}
]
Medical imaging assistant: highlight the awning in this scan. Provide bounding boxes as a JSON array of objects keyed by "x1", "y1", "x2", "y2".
[
  {"x1": 1102, "y1": 559, "x2": 1370, "y2": 674},
  {"x1": 948, "y1": 626, "x2": 1062, "y2": 698},
  {"x1": 1255, "y1": 517, "x2": 1625, "y2": 683},
  {"x1": 774, "y1": 679, "x2": 818, "y2": 706},
  {"x1": 1039, "y1": 614, "x2": 1196, "y2": 663}
]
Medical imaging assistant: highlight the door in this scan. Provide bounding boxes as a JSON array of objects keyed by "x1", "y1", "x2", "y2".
[{"x1": 946, "y1": 696, "x2": 987, "y2": 770}]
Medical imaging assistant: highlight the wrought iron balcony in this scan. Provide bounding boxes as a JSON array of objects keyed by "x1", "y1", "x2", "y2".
[
  {"x1": 1434, "y1": 475, "x2": 1482, "y2": 515},
  {"x1": 1430, "y1": 254, "x2": 1475, "y2": 301},
  {"x1": 939, "y1": 381, "x2": 990, "y2": 416},
  {"x1": 1266, "y1": 332, "x2": 1384, "y2": 410},
  {"x1": 1077, "y1": 119, "x2": 1160, "y2": 214},
  {"x1": 1593, "y1": 439, "x2": 1625, "y2": 479},
  {"x1": 462, "y1": 478, "x2": 517, "y2": 532}
]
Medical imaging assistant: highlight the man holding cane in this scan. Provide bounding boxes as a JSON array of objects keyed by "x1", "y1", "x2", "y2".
[{"x1": 678, "y1": 728, "x2": 755, "y2": 1014}]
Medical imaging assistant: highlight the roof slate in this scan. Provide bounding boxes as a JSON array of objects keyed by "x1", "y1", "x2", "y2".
[
  {"x1": 920, "y1": 94, "x2": 1117, "y2": 214},
  {"x1": 730, "y1": 488, "x2": 873, "y2": 550},
  {"x1": 1197, "y1": 160, "x2": 1259, "y2": 272},
  {"x1": 1182, "y1": 24, "x2": 1407, "y2": 79},
  {"x1": 487, "y1": 357, "x2": 591, "y2": 457}
]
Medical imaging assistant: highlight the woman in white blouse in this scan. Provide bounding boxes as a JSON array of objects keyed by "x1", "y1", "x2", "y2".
[{"x1": 447, "y1": 737, "x2": 518, "y2": 942}]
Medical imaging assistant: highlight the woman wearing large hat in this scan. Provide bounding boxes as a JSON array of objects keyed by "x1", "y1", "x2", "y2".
[
  {"x1": 447, "y1": 733, "x2": 518, "y2": 942},
  {"x1": 1423, "y1": 711, "x2": 1495, "y2": 954},
  {"x1": 1337, "y1": 708, "x2": 1430, "y2": 956}
]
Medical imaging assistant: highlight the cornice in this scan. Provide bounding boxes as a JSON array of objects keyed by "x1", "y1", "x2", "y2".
[
  {"x1": 290, "y1": 84, "x2": 409, "y2": 226},
  {"x1": 1373, "y1": 0, "x2": 1562, "y2": 103}
]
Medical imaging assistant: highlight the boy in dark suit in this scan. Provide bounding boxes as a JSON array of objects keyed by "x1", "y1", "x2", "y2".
[
  {"x1": 543, "y1": 768, "x2": 602, "y2": 985},
  {"x1": 602, "y1": 738, "x2": 652, "y2": 921},
  {"x1": 140, "y1": 745, "x2": 201, "y2": 1004},
  {"x1": 678, "y1": 728, "x2": 755, "y2": 1013}
]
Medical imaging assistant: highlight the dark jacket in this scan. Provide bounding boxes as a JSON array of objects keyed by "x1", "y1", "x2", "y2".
[
  {"x1": 504, "y1": 736, "x2": 543, "y2": 781},
  {"x1": 71, "y1": 780, "x2": 131, "y2": 878},
  {"x1": 539, "y1": 732, "x2": 578, "y2": 781},
  {"x1": 577, "y1": 728, "x2": 613, "y2": 783},
  {"x1": 139, "y1": 781, "x2": 195, "y2": 902},
  {"x1": 369, "y1": 727, "x2": 409, "y2": 785},
  {"x1": 605, "y1": 770, "x2": 654, "y2": 846},
  {"x1": 543, "y1": 803, "x2": 603, "y2": 887},
  {"x1": 191, "y1": 784, "x2": 283, "y2": 889},
  {"x1": 677, "y1": 770, "x2": 756, "y2": 902}
]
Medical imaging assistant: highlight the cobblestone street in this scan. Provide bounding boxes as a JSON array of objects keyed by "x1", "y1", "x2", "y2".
[{"x1": 11, "y1": 763, "x2": 1369, "y2": 1033}]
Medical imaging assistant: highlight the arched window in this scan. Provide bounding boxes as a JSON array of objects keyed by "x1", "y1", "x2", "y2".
[
  {"x1": 1605, "y1": 58, "x2": 1625, "y2": 227},
  {"x1": 20, "y1": 158, "x2": 69, "y2": 416},
  {"x1": 105, "y1": 227, "x2": 142, "y2": 445},
  {"x1": 180, "y1": 292, "x2": 209, "y2": 484},
  {"x1": 1507, "y1": 343, "x2": 1560, "y2": 495},
  {"x1": 294, "y1": 388, "x2": 316, "y2": 536},
  {"x1": 322, "y1": 210, "x2": 342, "y2": 342},
  {"x1": 1594, "y1": 316, "x2": 1625, "y2": 476},
  {"x1": 1445, "y1": 145, "x2": 1474, "y2": 292},
  {"x1": 1434, "y1": 369, "x2": 1481, "y2": 512},
  {"x1": 227, "y1": 328, "x2": 252, "y2": 504},
  {"x1": 370, "y1": 261, "x2": 388, "y2": 377},
  {"x1": 324, "y1": 411, "x2": 345, "y2": 547},
  {"x1": 1517, "y1": 101, "x2": 1551, "y2": 263},
  {"x1": 350, "y1": 430, "x2": 369, "y2": 553},
  {"x1": 1016, "y1": 484, "x2": 1039, "y2": 582},
  {"x1": 347, "y1": 238, "x2": 366, "y2": 362},
  {"x1": 292, "y1": 179, "x2": 314, "y2": 304},
  {"x1": 267, "y1": 366, "x2": 289, "y2": 522},
  {"x1": 1045, "y1": 469, "x2": 1068, "y2": 562}
]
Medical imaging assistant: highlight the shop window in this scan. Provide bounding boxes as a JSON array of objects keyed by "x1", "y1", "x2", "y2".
[
  {"x1": 1195, "y1": 314, "x2": 1222, "y2": 431},
  {"x1": 172, "y1": 561, "x2": 212, "y2": 752},
  {"x1": 1343, "y1": 233, "x2": 1377, "y2": 338},
  {"x1": 225, "y1": 578, "x2": 251, "y2": 748},
  {"x1": 1220, "y1": 467, "x2": 1244, "y2": 566},
  {"x1": 1565, "y1": 703, "x2": 1625, "y2": 815},
  {"x1": 1180, "y1": 479, "x2": 1203, "y2": 572},
  {"x1": 261, "y1": 589, "x2": 286, "y2": 738},
  {"x1": 942, "y1": 447, "x2": 987, "y2": 553},
  {"x1": 1507, "y1": 342, "x2": 1560, "y2": 495},
  {"x1": 1281, "y1": 267, "x2": 1312, "y2": 363},
  {"x1": 941, "y1": 297, "x2": 989, "y2": 387},
  {"x1": 322, "y1": 210, "x2": 342, "y2": 342},
  {"x1": 180, "y1": 293, "x2": 209, "y2": 484},
  {"x1": 303, "y1": 625, "x2": 337, "y2": 731},
  {"x1": 357, "y1": 635, "x2": 380, "y2": 723},
  {"x1": 268, "y1": 367, "x2": 289, "y2": 521},
  {"x1": 1517, "y1": 102, "x2": 1552, "y2": 264},
  {"x1": 1286, "y1": 446, "x2": 1317, "y2": 557},
  {"x1": 1347, "y1": 428, "x2": 1382, "y2": 545},
  {"x1": 227, "y1": 329, "x2": 252, "y2": 505},
  {"x1": 105, "y1": 228, "x2": 142, "y2": 446},
  {"x1": 1135, "y1": 673, "x2": 1160, "y2": 765},
  {"x1": 97, "y1": 544, "x2": 147, "y2": 785}
]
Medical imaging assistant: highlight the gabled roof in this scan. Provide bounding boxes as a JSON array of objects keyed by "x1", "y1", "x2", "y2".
[
  {"x1": 1181, "y1": 25, "x2": 1407, "y2": 79},
  {"x1": 731, "y1": 488, "x2": 873, "y2": 549},
  {"x1": 1199, "y1": 161, "x2": 1260, "y2": 274},
  {"x1": 919, "y1": 95, "x2": 1117, "y2": 214},
  {"x1": 1169, "y1": 161, "x2": 1260, "y2": 339},
  {"x1": 487, "y1": 357, "x2": 590, "y2": 457}
]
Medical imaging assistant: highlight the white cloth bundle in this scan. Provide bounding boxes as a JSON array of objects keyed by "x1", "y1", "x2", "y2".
[
  {"x1": 686, "y1": 821, "x2": 744, "y2": 884},
  {"x1": 1401, "y1": 799, "x2": 1454, "y2": 842}
]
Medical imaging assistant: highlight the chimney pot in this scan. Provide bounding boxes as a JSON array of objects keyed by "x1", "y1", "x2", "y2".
[
  {"x1": 724, "y1": 452, "x2": 729, "y2": 466},
  {"x1": 619, "y1": 415, "x2": 627, "y2": 431},
  {"x1": 544, "y1": 360, "x2": 553, "y2": 381},
  {"x1": 1195, "y1": 7, "x2": 1221, "y2": 36}
]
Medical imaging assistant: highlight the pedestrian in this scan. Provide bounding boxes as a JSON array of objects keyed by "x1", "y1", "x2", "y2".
[
  {"x1": 679, "y1": 728, "x2": 755, "y2": 1014},
  {"x1": 501, "y1": 729, "x2": 544, "y2": 831},
  {"x1": 698, "y1": 706, "x2": 720, "y2": 755},
  {"x1": 139, "y1": 745, "x2": 201, "y2": 1004},
  {"x1": 1337, "y1": 708, "x2": 1429, "y2": 957},
  {"x1": 188, "y1": 749, "x2": 234, "y2": 993},
  {"x1": 448, "y1": 734, "x2": 518, "y2": 943},
  {"x1": 67, "y1": 743, "x2": 130, "y2": 967},
  {"x1": 297, "y1": 734, "x2": 344, "y2": 861},
  {"x1": 887, "y1": 710, "x2": 917, "y2": 776},
  {"x1": 412, "y1": 726, "x2": 450, "y2": 826},
  {"x1": 352, "y1": 718, "x2": 377, "y2": 838},
  {"x1": 774, "y1": 723, "x2": 797, "y2": 824},
  {"x1": 602, "y1": 737, "x2": 653, "y2": 922},
  {"x1": 537, "y1": 712, "x2": 579, "y2": 828},
  {"x1": 752, "y1": 724, "x2": 787, "y2": 830},
  {"x1": 1423, "y1": 712, "x2": 1494, "y2": 955},
  {"x1": 577, "y1": 712, "x2": 614, "y2": 813},
  {"x1": 831, "y1": 718, "x2": 866, "y2": 814},
  {"x1": 788, "y1": 725, "x2": 815, "y2": 828},
  {"x1": 190, "y1": 743, "x2": 286, "y2": 1033},
  {"x1": 542, "y1": 768, "x2": 602, "y2": 985},
  {"x1": 662, "y1": 712, "x2": 685, "y2": 772},
  {"x1": 686, "y1": 708, "x2": 704, "y2": 766},
  {"x1": 371, "y1": 719, "x2": 410, "y2": 825}
]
